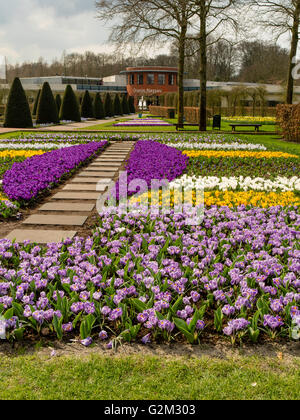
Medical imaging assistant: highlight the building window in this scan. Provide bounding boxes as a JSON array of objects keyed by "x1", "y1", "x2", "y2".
[
  {"x1": 168, "y1": 74, "x2": 175, "y2": 85},
  {"x1": 158, "y1": 74, "x2": 165, "y2": 85},
  {"x1": 147, "y1": 73, "x2": 155, "y2": 85},
  {"x1": 129, "y1": 74, "x2": 134, "y2": 85},
  {"x1": 138, "y1": 74, "x2": 144, "y2": 85}
]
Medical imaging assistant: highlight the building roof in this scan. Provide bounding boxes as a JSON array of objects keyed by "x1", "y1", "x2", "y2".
[{"x1": 121, "y1": 66, "x2": 178, "y2": 74}]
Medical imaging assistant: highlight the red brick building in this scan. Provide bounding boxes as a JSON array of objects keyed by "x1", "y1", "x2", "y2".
[{"x1": 121, "y1": 66, "x2": 178, "y2": 106}]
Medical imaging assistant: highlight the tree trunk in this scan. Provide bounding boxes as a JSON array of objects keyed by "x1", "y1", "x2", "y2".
[
  {"x1": 178, "y1": 27, "x2": 187, "y2": 128},
  {"x1": 199, "y1": 1, "x2": 207, "y2": 131},
  {"x1": 286, "y1": 3, "x2": 300, "y2": 104}
]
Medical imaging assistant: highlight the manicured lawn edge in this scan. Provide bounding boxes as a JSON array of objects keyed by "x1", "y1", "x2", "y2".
[{"x1": 0, "y1": 353, "x2": 299, "y2": 400}]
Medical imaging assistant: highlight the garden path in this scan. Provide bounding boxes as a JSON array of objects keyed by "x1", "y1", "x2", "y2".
[
  {"x1": 5, "y1": 141, "x2": 135, "y2": 244},
  {"x1": 0, "y1": 115, "x2": 138, "y2": 134}
]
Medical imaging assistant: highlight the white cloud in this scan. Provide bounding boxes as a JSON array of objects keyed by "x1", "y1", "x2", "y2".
[{"x1": 0, "y1": 0, "x2": 111, "y2": 64}]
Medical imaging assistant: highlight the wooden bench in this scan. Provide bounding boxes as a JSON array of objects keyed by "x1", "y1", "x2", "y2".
[
  {"x1": 230, "y1": 124, "x2": 262, "y2": 132},
  {"x1": 175, "y1": 123, "x2": 199, "y2": 131}
]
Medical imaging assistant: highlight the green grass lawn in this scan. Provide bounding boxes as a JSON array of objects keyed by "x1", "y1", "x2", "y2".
[
  {"x1": 83, "y1": 118, "x2": 278, "y2": 133},
  {"x1": 0, "y1": 353, "x2": 299, "y2": 400},
  {"x1": 237, "y1": 134, "x2": 300, "y2": 156}
]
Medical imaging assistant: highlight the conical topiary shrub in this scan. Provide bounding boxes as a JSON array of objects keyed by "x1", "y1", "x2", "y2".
[
  {"x1": 94, "y1": 93, "x2": 105, "y2": 119},
  {"x1": 59, "y1": 85, "x2": 81, "y2": 122},
  {"x1": 81, "y1": 90, "x2": 94, "y2": 118},
  {"x1": 32, "y1": 89, "x2": 41, "y2": 116},
  {"x1": 113, "y1": 94, "x2": 122, "y2": 116},
  {"x1": 122, "y1": 95, "x2": 130, "y2": 115},
  {"x1": 55, "y1": 94, "x2": 62, "y2": 115},
  {"x1": 104, "y1": 93, "x2": 113, "y2": 118},
  {"x1": 128, "y1": 96, "x2": 136, "y2": 114},
  {"x1": 4, "y1": 77, "x2": 33, "y2": 128},
  {"x1": 36, "y1": 82, "x2": 59, "y2": 125}
]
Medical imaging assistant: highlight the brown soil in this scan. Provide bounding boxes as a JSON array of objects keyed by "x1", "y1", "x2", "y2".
[{"x1": 0, "y1": 338, "x2": 299, "y2": 361}]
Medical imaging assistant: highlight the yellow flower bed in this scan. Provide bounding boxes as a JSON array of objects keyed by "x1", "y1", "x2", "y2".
[
  {"x1": 183, "y1": 151, "x2": 298, "y2": 159},
  {"x1": 204, "y1": 191, "x2": 300, "y2": 207},
  {"x1": 129, "y1": 189, "x2": 300, "y2": 208},
  {"x1": 0, "y1": 150, "x2": 45, "y2": 159},
  {"x1": 224, "y1": 116, "x2": 276, "y2": 123}
]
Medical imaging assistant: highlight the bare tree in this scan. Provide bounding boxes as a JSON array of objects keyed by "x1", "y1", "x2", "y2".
[
  {"x1": 249, "y1": 0, "x2": 300, "y2": 104},
  {"x1": 189, "y1": 0, "x2": 240, "y2": 130},
  {"x1": 95, "y1": 0, "x2": 198, "y2": 127}
]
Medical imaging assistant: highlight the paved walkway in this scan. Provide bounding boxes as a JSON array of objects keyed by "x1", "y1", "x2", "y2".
[
  {"x1": 0, "y1": 115, "x2": 139, "y2": 135},
  {"x1": 5, "y1": 141, "x2": 135, "y2": 244}
]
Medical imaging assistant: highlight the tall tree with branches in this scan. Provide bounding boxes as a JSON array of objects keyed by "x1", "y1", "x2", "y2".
[
  {"x1": 249, "y1": 0, "x2": 300, "y2": 104},
  {"x1": 96, "y1": 0, "x2": 197, "y2": 127},
  {"x1": 188, "y1": 0, "x2": 239, "y2": 130}
]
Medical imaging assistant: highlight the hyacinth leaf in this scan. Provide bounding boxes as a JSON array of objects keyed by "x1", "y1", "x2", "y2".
[
  {"x1": 171, "y1": 296, "x2": 183, "y2": 314},
  {"x1": 188, "y1": 310, "x2": 201, "y2": 334},
  {"x1": 131, "y1": 298, "x2": 147, "y2": 313},
  {"x1": 214, "y1": 307, "x2": 224, "y2": 333},
  {"x1": 155, "y1": 311, "x2": 165, "y2": 321},
  {"x1": 120, "y1": 329, "x2": 131, "y2": 342},
  {"x1": 13, "y1": 327, "x2": 25, "y2": 341},
  {"x1": 80, "y1": 314, "x2": 96, "y2": 339},
  {"x1": 12, "y1": 302, "x2": 24, "y2": 318},
  {"x1": 250, "y1": 311, "x2": 260, "y2": 330},
  {"x1": 72, "y1": 312, "x2": 83, "y2": 329},
  {"x1": 3, "y1": 308, "x2": 14, "y2": 320},
  {"x1": 257, "y1": 297, "x2": 270, "y2": 316},
  {"x1": 53, "y1": 314, "x2": 63, "y2": 341},
  {"x1": 249, "y1": 327, "x2": 260, "y2": 343},
  {"x1": 130, "y1": 324, "x2": 141, "y2": 340},
  {"x1": 174, "y1": 318, "x2": 195, "y2": 344}
]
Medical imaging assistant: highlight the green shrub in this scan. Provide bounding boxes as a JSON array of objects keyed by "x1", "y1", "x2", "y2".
[
  {"x1": 128, "y1": 96, "x2": 135, "y2": 114},
  {"x1": 122, "y1": 95, "x2": 130, "y2": 114},
  {"x1": 32, "y1": 89, "x2": 41, "y2": 116},
  {"x1": 104, "y1": 93, "x2": 113, "y2": 117},
  {"x1": 59, "y1": 85, "x2": 81, "y2": 122},
  {"x1": 4, "y1": 77, "x2": 33, "y2": 128},
  {"x1": 36, "y1": 82, "x2": 59, "y2": 125},
  {"x1": 93, "y1": 93, "x2": 105, "y2": 119},
  {"x1": 55, "y1": 94, "x2": 62, "y2": 114},
  {"x1": 81, "y1": 90, "x2": 94, "y2": 118},
  {"x1": 113, "y1": 94, "x2": 122, "y2": 116}
]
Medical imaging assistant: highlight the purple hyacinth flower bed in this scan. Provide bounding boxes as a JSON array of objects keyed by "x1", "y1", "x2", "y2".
[
  {"x1": 2, "y1": 142, "x2": 108, "y2": 201},
  {"x1": 114, "y1": 119, "x2": 172, "y2": 127},
  {"x1": 0, "y1": 205, "x2": 299, "y2": 346},
  {"x1": 114, "y1": 140, "x2": 189, "y2": 199}
]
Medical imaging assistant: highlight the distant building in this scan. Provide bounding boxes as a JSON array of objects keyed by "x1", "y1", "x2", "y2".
[
  {"x1": 6, "y1": 66, "x2": 300, "y2": 108},
  {"x1": 18, "y1": 75, "x2": 127, "y2": 94},
  {"x1": 121, "y1": 66, "x2": 179, "y2": 106}
]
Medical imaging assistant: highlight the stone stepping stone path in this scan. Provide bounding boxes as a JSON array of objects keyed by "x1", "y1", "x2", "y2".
[{"x1": 6, "y1": 141, "x2": 135, "y2": 244}]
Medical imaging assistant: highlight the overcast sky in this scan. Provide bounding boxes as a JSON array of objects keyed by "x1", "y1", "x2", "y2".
[
  {"x1": 0, "y1": 0, "x2": 114, "y2": 64},
  {"x1": 0, "y1": 0, "x2": 296, "y2": 65}
]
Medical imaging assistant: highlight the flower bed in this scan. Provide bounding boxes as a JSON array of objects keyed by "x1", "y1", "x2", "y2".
[
  {"x1": 169, "y1": 175, "x2": 300, "y2": 192},
  {"x1": 0, "y1": 143, "x2": 80, "y2": 150},
  {"x1": 168, "y1": 142, "x2": 267, "y2": 151},
  {"x1": 187, "y1": 155, "x2": 300, "y2": 178},
  {"x1": 2, "y1": 142, "x2": 108, "y2": 202},
  {"x1": 183, "y1": 151, "x2": 298, "y2": 159},
  {"x1": 0, "y1": 196, "x2": 20, "y2": 220},
  {"x1": 115, "y1": 140, "x2": 189, "y2": 199},
  {"x1": 0, "y1": 206, "x2": 299, "y2": 346},
  {"x1": 114, "y1": 119, "x2": 172, "y2": 127}
]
